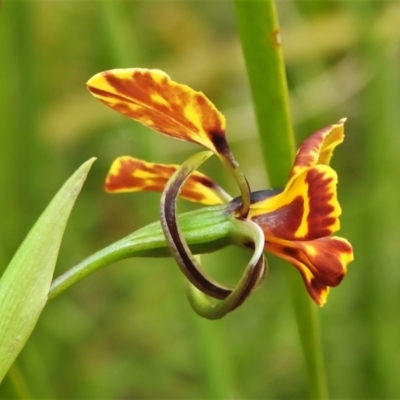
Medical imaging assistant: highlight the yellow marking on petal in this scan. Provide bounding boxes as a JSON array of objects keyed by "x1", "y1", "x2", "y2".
[
  {"x1": 318, "y1": 119, "x2": 346, "y2": 165},
  {"x1": 290, "y1": 119, "x2": 346, "y2": 178},
  {"x1": 104, "y1": 156, "x2": 229, "y2": 205},
  {"x1": 318, "y1": 288, "x2": 329, "y2": 306},
  {"x1": 184, "y1": 104, "x2": 202, "y2": 134},
  {"x1": 87, "y1": 68, "x2": 231, "y2": 159},
  {"x1": 333, "y1": 237, "x2": 354, "y2": 273},
  {"x1": 133, "y1": 168, "x2": 153, "y2": 179},
  {"x1": 302, "y1": 242, "x2": 318, "y2": 257},
  {"x1": 291, "y1": 172, "x2": 310, "y2": 238},
  {"x1": 249, "y1": 170, "x2": 306, "y2": 225},
  {"x1": 150, "y1": 92, "x2": 170, "y2": 107},
  {"x1": 250, "y1": 165, "x2": 341, "y2": 240}
]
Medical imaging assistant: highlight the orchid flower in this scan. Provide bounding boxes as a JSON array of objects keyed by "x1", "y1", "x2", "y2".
[{"x1": 86, "y1": 68, "x2": 353, "y2": 317}]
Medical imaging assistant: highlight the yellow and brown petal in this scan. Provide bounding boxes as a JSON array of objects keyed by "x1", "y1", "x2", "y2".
[
  {"x1": 265, "y1": 236, "x2": 353, "y2": 305},
  {"x1": 245, "y1": 117, "x2": 353, "y2": 305},
  {"x1": 249, "y1": 164, "x2": 341, "y2": 241},
  {"x1": 290, "y1": 119, "x2": 346, "y2": 179},
  {"x1": 87, "y1": 69, "x2": 232, "y2": 159},
  {"x1": 105, "y1": 156, "x2": 229, "y2": 205}
]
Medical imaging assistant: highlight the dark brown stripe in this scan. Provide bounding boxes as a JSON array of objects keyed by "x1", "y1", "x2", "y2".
[{"x1": 160, "y1": 165, "x2": 231, "y2": 299}]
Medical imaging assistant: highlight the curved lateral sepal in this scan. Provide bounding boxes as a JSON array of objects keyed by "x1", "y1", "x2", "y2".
[
  {"x1": 187, "y1": 219, "x2": 267, "y2": 319},
  {"x1": 160, "y1": 151, "x2": 232, "y2": 299}
]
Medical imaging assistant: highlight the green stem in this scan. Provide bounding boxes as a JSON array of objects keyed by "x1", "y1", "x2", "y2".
[
  {"x1": 288, "y1": 271, "x2": 327, "y2": 399},
  {"x1": 233, "y1": 1, "x2": 327, "y2": 399},
  {"x1": 222, "y1": 158, "x2": 251, "y2": 217},
  {"x1": 189, "y1": 288, "x2": 236, "y2": 398},
  {"x1": 97, "y1": 1, "x2": 136, "y2": 67},
  {"x1": 233, "y1": 0, "x2": 295, "y2": 185},
  {"x1": 48, "y1": 205, "x2": 232, "y2": 301}
]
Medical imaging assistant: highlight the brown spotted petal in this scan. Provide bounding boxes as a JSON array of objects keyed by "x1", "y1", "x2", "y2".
[
  {"x1": 290, "y1": 119, "x2": 346, "y2": 179},
  {"x1": 87, "y1": 69, "x2": 231, "y2": 157},
  {"x1": 265, "y1": 236, "x2": 353, "y2": 305},
  {"x1": 105, "y1": 156, "x2": 230, "y2": 205},
  {"x1": 249, "y1": 164, "x2": 341, "y2": 240}
]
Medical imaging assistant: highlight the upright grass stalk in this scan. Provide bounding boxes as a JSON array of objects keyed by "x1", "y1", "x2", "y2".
[
  {"x1": 233, "y1": 1, "x2": 327, "y2": 399},
  {"x1": 233, "y1": 0, "x2": 295, "y2": 186}
]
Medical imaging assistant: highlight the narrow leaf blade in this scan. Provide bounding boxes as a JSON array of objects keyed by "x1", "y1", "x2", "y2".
[{"x1": 0, "y1": 158, "x2": 95, "y2": 382}]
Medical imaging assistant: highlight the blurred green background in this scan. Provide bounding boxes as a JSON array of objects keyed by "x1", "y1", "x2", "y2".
[{"x1": 1, "y1": 1, "x2": 400, "y2": 398}]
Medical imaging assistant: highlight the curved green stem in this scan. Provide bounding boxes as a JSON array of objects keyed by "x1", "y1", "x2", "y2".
[
  {"x1": 216, "y1": 145, "x2": 251, "y2": 217},
  {"x1": 214, "y1": 137, "x2": 251, "y2": 217},
  {"x1": 222, "y1": 158, "x2": 251, "y2": 218},
  {"x1": 48, "y1": 204, "x2": 232, "y2": 301},
  {"x1": 187, "y1": 218, "x2": 266, "y2": 320},
  {"x1": 233, "y1": 1, "x2": 327, "y2": 399}
]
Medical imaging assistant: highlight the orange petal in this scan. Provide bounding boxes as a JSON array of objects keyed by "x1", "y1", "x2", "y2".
[
  {"x1": 249, "y1": 164, "x2": 341, "y2": 240},
  {"x1": 105, "y1": 156, "x2": 229, "y2": 205},
  {"x1": 290, "y1": 119, "x2": 346, "y2": 178},
  {"x1": 87, "y1": 69, "x2": 231, "y2": 157},
  {"x1": 266, "y1": 236, "x2": 353, "y2": 305}
]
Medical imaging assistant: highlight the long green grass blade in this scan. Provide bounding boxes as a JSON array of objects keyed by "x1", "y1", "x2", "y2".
[
  {"x1": 233, "y1": 0, "x2": 295, "y2": 186},
  {"x1": 233, "y1": 1, "x2": 327, "y2": 399},
  {"x1": 0, "y1": 158, "x2": 95, "y2": 382}
]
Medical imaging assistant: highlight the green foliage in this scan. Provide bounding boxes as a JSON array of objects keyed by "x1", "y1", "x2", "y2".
[
  {"x1": 233, "y1": 0, "x2": 295, "y2": 186},
  {"x1": 0, "y1": 159, "x2": 94, "y2": 382},
  {"x1": 233, "y1": 2, "x2": 327, "y2": 399},
  {"x1": 1, "y1": 0, "x2": 400, "y2": 399}
]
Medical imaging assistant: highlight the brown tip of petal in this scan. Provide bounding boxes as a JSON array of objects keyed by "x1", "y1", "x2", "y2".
[
  {"x1": 87, "y1": 68, "x2": 233, "y2": 159},
  {"x1": 311, "y1": 282, "x2": 329, "y2": 306},
  {"x1": 266, "y1": 236, "x2": 353, "y2": 306},
  {"x1": 290, "y1": 119, "x2": 346, "y2": 178}
]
